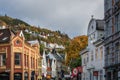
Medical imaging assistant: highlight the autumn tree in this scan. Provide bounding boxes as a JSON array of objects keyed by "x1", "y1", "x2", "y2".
[{"x1": 65, "y1": 35, "x2": 88, "y2": 67}]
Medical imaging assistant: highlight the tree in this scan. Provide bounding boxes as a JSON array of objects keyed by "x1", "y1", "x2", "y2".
[
  {"x1": 40, "y1": 44, "x2": 45, "y2": 54},
  {"x1": 69, "y1": 57, "x2": 81, "y2": 69},
  {"x1": 65, "y1": 35, "x2": 88, "y2": 67}
]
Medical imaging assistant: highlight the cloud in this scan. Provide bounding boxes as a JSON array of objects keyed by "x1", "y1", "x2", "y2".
[{"x1": 0, "y1": 0, "x2": 104, "y2": 38}]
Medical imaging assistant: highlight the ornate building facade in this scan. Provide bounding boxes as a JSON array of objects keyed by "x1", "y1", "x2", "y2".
[
  {"x1": 0, "y1": 28, "x2": 40, "y2": 80},
  {"x1": 104, "y1": 0, "x2": 120, "y2": 80},
  {"x1": 80, "y1": 18, "x2": 105, "y2": 80}
]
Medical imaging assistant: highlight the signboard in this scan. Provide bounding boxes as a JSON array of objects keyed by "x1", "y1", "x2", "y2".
[{"x1": 93, "y1": 71, "x2": 98, "y2": 76}]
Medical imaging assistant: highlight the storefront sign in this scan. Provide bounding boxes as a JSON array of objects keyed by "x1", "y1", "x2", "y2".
[{"x1": 93, "y1": 71, "x2": 98, "y2": 76}]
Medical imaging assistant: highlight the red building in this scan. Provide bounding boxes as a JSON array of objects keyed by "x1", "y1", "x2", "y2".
[{"x1": 0, "y1": 28, "x2": 40, "y2": 80}]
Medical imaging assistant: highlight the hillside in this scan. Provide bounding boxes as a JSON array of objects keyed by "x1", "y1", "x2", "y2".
[{"x1": 0, "y1": 15, "x2": 71, "y2": 51}]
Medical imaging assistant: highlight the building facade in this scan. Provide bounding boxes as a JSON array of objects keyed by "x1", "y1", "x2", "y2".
[
  {"x1": 80, "y1": 18, "x2": 105, "y2": 80},
  {"x1": 104, "y1": 0, "x2": 120, "y2": 80},
  {"x1": 0, "y1": 29, "x2": 40, "y2": 80},
  {"x1": 42, "y1": 49, "x2": 63, "y2": 79}
]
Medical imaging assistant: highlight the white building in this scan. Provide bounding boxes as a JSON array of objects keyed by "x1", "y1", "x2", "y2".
[
  {"x1": 80, "y1": 17, "x2": 105, "y2": 80},
  {"x1": 41, "y1": 49, "x2": 63, "y2": 79},
  {"x1": 42, "y1": 51, "x2": 47, "y2": 77}
]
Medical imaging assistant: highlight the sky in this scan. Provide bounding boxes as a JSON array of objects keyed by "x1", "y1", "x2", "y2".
[{"x1": 0, "y1": 0, "x2": 104, "y2": 38}]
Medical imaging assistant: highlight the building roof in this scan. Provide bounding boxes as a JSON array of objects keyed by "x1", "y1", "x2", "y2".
[
  {"x1": 0, "y1": 29, "x2": 11, "y2": 43},
  {"x1": 51, "y1": 49, "x2": 63, "y2": 61},
  {"x1": 46, "y1": 49, "x2": 63, "y2": 61},
  {"x1": 27, "y1": 40, "x2": 39, "y2": 46}
]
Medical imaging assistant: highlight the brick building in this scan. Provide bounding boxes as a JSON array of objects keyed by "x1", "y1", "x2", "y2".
[{"x1": 0, "y1": 28, "x2": 40, "y2": 80}]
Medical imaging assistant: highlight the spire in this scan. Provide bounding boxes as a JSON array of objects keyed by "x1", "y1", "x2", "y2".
[{"x1": 91, "y1": 15, "x2": 94, "y2": 19}]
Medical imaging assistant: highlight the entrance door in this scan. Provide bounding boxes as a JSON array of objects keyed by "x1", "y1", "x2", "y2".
[{"x1": 31, "y1": 71, "x2": 35, "y2": 80}]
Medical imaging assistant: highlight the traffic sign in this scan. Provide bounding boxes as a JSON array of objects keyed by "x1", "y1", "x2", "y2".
[{"x1": 72, "y1": 68, "x2": 78, "y2": 76}]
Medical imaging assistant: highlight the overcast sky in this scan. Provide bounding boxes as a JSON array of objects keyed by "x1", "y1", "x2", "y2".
[{"x1": 0, "y1": 0, "x2": 104, "y2": 38}]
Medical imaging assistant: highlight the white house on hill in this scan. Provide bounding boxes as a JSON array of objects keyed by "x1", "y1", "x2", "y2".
[{"x1": 41, "y1": 49, "x2": 64, "y2": 79}]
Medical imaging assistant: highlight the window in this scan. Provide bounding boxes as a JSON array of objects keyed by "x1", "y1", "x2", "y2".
[
  {"x1": 100, "y1": 47, "x2": 103, "y2": 60},
  {"x1": 106, "y1": 20, "x2": 112, "y2": 37},
  {"x1": 115, "y1": 13, "x2": 120, "y2": 32},
  {"x1": 106, "y1": 47, "x2": 110, "y2": 55},
  {"x1": 91, "y1": 51, "x2": 94, "y2": 61},
  {"x1": 24, "y1": 54, "x2": 26, "y2": 66},
  {"x1": 16, "y1": 40, "x2": 20, "y2": 45},
  {"x1": 87, "y1": 53, "x2": 89, "y2": 62},
  {"x1": 15, "y1": 53, "x2": 21, "y2": 65},
  {"x1": 100, "y1": 70, "x2": 103, "y2": 80},
  {"x1": 115, "y1": 42, "x2": 119, "y2": 51},
  {"x1": 105, "y1": 0, "x2": 112, "y2": 11},
  {"x1": 95, "y1": 48, "x2": 98, "y2": 60},
  {"x1": 112, "y1": 53, "x2": 115, "y2": 64},
  {"x1": 0, "y1": 54, "x2": 6, "y2": 66},
  {"x1": 91, "y1": 26, "x2": 93, "y2": 30},
  {"x1": 84, "y1": 58, "x2": 86, "y2": 65},
  {"x1": 27, "y1": 55, "x2": 28, "y2": 67},
  {"x1": 24, "y1": 54, "x2": 28, "y2": 67}
]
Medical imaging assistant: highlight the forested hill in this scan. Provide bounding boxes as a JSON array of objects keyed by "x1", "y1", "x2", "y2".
[{"x1": 0, "y1": 15, "x2": 71, "y2": 47}]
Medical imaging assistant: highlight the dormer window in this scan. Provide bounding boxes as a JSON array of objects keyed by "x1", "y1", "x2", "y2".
[
  {"x1": 92, "y1": 26, "x2": 93, "y2": 29},
  {"x1": 2, "y1": 37, "x2": 8, "y2": 40}
]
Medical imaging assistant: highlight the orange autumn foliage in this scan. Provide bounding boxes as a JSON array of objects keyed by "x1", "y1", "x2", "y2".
[{"x1": 65, "y1": 35, "x2": 88, "y2": 65}]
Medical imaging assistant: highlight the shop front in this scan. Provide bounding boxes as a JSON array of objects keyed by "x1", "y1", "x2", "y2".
[
  {"x1": 93, "y1": 71, "x2": 98, "y2": 80},
  {"x1": 105, "y1": 67, "x2": 118, "y2": 80},
  {"x1": 14, "y1": 73, "x2": 22, "y2": 80},
  {"x1": 0, "y1": 72, "x2": 10, "y2": 80}
]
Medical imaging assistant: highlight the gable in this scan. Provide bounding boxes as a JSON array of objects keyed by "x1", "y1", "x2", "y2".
[
  {"x1": 87, "y1": 19, "x2": 96, "y2": 36},
  {"x1": 12, "y1": 36, "x2": 23, "y2": 47}
]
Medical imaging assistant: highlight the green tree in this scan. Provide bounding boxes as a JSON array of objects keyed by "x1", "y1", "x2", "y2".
[{"x1": 40, "y1": 44, "x2": 45, "y2": 54}]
